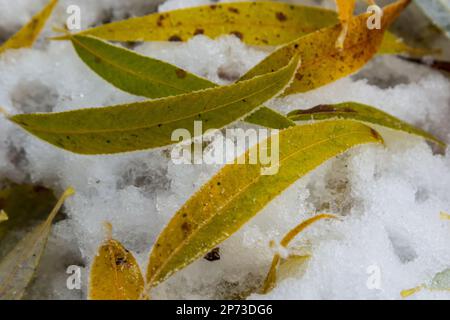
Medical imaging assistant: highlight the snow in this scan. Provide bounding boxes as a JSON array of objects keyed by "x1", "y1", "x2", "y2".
[{"x1": 1, "y1": 0, "x2": 450, "y2": 300}]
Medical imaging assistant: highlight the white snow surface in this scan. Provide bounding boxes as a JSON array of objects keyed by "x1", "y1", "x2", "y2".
[{"x1": 0, "y1": 0, "x2": 450, "y2": 300}]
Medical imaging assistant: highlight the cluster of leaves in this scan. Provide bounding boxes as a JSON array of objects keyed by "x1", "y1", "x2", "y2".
[{"x1": 0, "y1": 0, "x2": 449, "y2": 299}]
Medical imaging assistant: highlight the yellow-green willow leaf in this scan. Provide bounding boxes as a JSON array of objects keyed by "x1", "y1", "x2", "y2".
[
  {"x1": 0, "y1": 184, "x2": 56, "y2": 259},
  {"x1": 9, "y1": 54, "x2": 300, "y2": 154},
  {"x1": 240, "y1": 0, "x2": 411, "y2": 95},
  {"x1": 379, "y1": 32, "x2": 435, "y2": 56},
  {"x1": 146, "y1": 120, "x2": 382, "y2": 288},
  {"x1": 287, "y1": 102, "x2": 445, "y2": 149},
  {"x1": 0, "y1": 0, "x2": 58, "y2": 54},
  {"x1": 54, "y1": 1, "x2": 418, "y2": 56},
  {"x1": 0, "y1": 187, "x2": 74, "y2": 300},
  {"x1": 262, "y1": 214, "x2": 336, "y2": 294},
  {"x1": 89, "y1": 238, "x2": 144, "y2": 300},
  {"x1": 69, "y1": 34, "x2": 293, "y2": 129}
]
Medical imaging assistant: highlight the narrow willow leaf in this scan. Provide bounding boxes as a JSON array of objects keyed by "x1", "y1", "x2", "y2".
[
  {"x1": 335, "y1": 0, "x2": 356, "y2": 49},
  {"x1": 415, "y1": 0, "x2": 450, "y2": 38},
  {"x1": 240, "y1": 0, "x2": 411, "y2": 95},
  {"x1": 9, "y1": 54, "x2": 300, "y2": 154},
  {"x1": 146, "y1": 120, "x2": 382, "y2": 288},
  {"x1": 56, "y1": 1, "x2": 418, "y2": 56},
  {"x1": 287, "y1": 102, "x2": 445, "y2": 149},
  {"x1": 0, "y1": 187, "x2": 74, "y2": 300},
  {"x1": 0, "y1": 184, "x2": 56, "y2": 259},
  {"x1": 89, "y1": 238, "x2": 144, "y2": 300},
  {"x1": 69, "y1": 34, "x2": 294, "y2": 129},
  {"x1": 262, "y1": 214, "x2": 336, "y2": 294},
  {"x1": 0, "y1": 0, "x2": 58, "y2": 54},
  {"x1": 0, "y1": 211, "x2": 7, "y2": 223}
]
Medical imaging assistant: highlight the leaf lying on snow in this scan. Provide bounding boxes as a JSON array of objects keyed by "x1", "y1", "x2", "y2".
[
  {"x1": 240, "y1": 0, "x2": 411, "y2": 95},
  {"x1": 287, "y1": 102, "x2": 446, "y2": 150},
  {"x1": 55, "y1": 1, "x2": 421, "y2": 56},
  {"x1": 145, "y1": 120, "x2": 383, "y2": 289},
  {"x1": 0, "y1": 187, "x2": 74, "y2": 300},
  {"x1": 262, "y1": 214, "x2": 336, "y2": 294},
  {"x1": 69, "y1": 34, "x2": 294, "y2": 129},
  {"x1": 415, "y1": 0, "x2": 450, "y2": 39},
  {"x1": 0, "y1": 0, "x2": 58, "y2": 55},
  {"x1": 401, "y1": 268, "x2": 450, "y2": 298},
  {"x1": 9, "y1": 54, "x2": 300, "y2": 154},
  {"x1": 335, "y1": 0, "x2": 356, "y2": 49},
  {"x1": 0, "y1": 184, "x2": 57, "y2": 259},
  {"x1": 89, "y1": 223, "x2": 144, "y2": 300}
]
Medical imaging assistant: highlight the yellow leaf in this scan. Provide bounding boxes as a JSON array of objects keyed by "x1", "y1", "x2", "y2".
[
  {"x1": 0, "y1": 187, "x2": 74, "y2": 300},
  {"x1": 440, "y1": 212, "x2": 450, "y2": 220},
  {"x1": 9, "y1": 54, "x2": 300, "y2": 154},
  {"x1": 335, "y1": 0, "x2": 356, "y2": 49},
  {"x1": 0, "y1": 211, "x2": 7, "y2": 224},
  {"x1": 89, "y1": 237, "x2": 144, "y2": 300},
  {"x1": 0, "y1": 0, "x2": 58, "y2": 54},
  {"x1": 240, "y1": 0, "x2": 411, "y2": 95},
  {"x1": 262, "y1": 214, "x2": 336, "y2": 294},
  {"x1": 145, "y1": 121, "x2": 382, "y2": 290}
]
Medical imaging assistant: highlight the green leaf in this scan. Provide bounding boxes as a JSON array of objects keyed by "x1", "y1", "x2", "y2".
[
  {"x1": 0, "y1": 0, "x2": 58, "y2": 54},
  {"x1": 415, "y1": 0, "x2": 450, "y2": 38},
  {"x1": 240, "y1": 0, "x2": 411, "y2": 95},
  {"x1": 145, "y1": 120, "x2": 383, "y2": 289},
  {"x1": 70, "y1": 34, "x2": 294, "y2": 130},
  {"x1": 287, "y1": 102, "x2": 446, "y2": 149},
  {"x1": 0, "y1": 184, "x2": 57, "y2": 260},
  {"x1": 0, "y1": 187, "x2": 74, "y2": 300},
  {"x1": 430, "y1": 268, "x2": 450, "y2": 290},
  {"x1": 10, "y1": 54, "x2": 300, "y2": 154},
  {"x1": 56, "y1": 1, "x2": 419, "y2": 56}
]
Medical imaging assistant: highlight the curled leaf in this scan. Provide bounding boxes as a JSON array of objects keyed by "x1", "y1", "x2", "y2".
[
  {"x1": 89, "y1": 237, "x2": 144, "y2": 300},
  {"x1": 262, "y1": 214, "x2": 336, "y2": 294},
  {"x1": 9, "y1": 54, "x2": 300, "y2": 154},
  {"x1": 69, "y1": 34, "x2": 294, "y2": 129},
  {"x1": 0, "y1": 0, "x2": 58, "y2": 54},
  {"x1": 287, "y1": 102, "x2": 446, "y2": 149},
  {"x1": 146, "y1": 120, "x2": 382, "y2": 289},
  {"x1": 240, "y1": 0, "x2": 411, "y2": 95},
  {"x1": 0, "y1": 187, "x2": 74, "y2": 300}
]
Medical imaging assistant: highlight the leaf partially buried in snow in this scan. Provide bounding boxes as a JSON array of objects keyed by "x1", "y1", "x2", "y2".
[
  {"x1": 0, "y1": 184, "x2": 57, "y2": 259},
  {"x1": 69, "y1": 34, "x2": 294, "y2": 129},
  {"x1": 0, "y1": 187, "x2": 74, "y2": 300},
  {"x1": 335, "y1": 0, "x2": 356, "y2": 49},
  {"x1": 287, "y1": 102, "x2": 446, "y2": 149},
  {"x1": 240, "y1": 0, "x2": 411, "y2": 95},
  {"x1": 262, "y1": 214, "x2": 336, "y2": 294},
  {"x1": 0, "y1": 0, "x2": 58, "y2": 54},
  {"x1": 57, "y1": 1, "x2": 419, "y2": 56},
  {"x1": 146, "y1": 120, "x2": 382, "y2": 289},
  {"x1": 89, "y1": 238, "x2": 144, "y2": 300},
  {"x1": 9, "y1": 54, "x2": 300, "y2": 154},
  {"x1": 415, "y1": 0, "x2": 450, "y2": 39}
]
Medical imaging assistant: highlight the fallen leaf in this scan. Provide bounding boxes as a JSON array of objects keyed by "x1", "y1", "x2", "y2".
[
  {"x1": 9, "y1": 54, "x2": 300, "y2": 154},
  {"x1": 146, "y1": 120, "x2": 382, "y2": 289},
  {"x1": 287, "y1": 102, "x2": 446, "y2": 149},
  {"x1": 89, "y1": 237, "x2": 144, "y2": 300},
  {"x1": 401, "y1": 268, "x2": 450, "y2": 298},
  {"x1": 0, "y1": 187, "x2": 74, "y2": 300},
  {"x1": 240, "y1": 0, "x2": 411, "y2": 95},
  {"x1": 262, "y1": 214, "x2": 336, "y2": 294},
  {"x1": 69, "y1": 34, "x2": 295, "y2": 130},
  {"x1": 0, "y1": 0, "x2": 58, "y2": 54}
]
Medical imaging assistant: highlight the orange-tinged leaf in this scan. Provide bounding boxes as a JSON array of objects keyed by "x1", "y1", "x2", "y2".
[
  {"x1": 89, "y1": 238, "x2": 144, "y2": 300},
  {"x1": 0, "y1": 0, "x2": 58, "y2": 54},
  {"x1": 335, "y1": 0, "x2": 356, "y2": 49}
]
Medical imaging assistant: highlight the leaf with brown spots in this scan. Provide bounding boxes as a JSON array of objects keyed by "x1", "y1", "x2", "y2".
[
  {"x1": 262, "y1": 214, "x2": 336, "y2": 294},
  {"x1": 68, "y1": 34, "x2": 295, "y2": 130},
  {"x1": 53, "y1": 1, "x2": 422, "y2": 56},
  {"x1": 145, "y1": 121, "x2": 382, "y2": 289},
  {"x1": 0, "y1": 0, "x2": 58, "y2": 54},
  {"x1": 287, "y1": 102, "x2": 445, "y2": 149},
  {"x1": 9, "y1": 54, "x2": 300, "y2": 154},
  {"x1": 89, "y1": 238, "x2": 144, "y2": 300},
  {"x1": 240, "y1": 0, "x2": 411, "y2": 95},
  {"x1": 0, "y1": 187, "x2": 74, "y2": 300}
]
